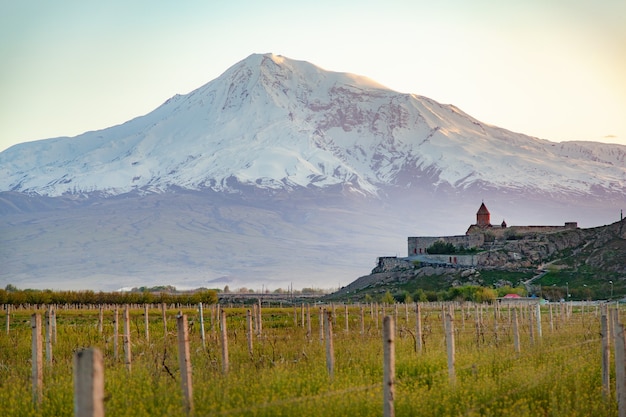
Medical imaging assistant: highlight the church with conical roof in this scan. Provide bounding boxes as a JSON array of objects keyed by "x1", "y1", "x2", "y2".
[
  {"x1": 407, "y1": 202, "x2": 578, "y2": 265},
  {"x1": 466, "y1": 202, "x2": 508, "y2": 234},
  {"x1": 476, "y1": 202, "x2": 490, "y2": 227}
]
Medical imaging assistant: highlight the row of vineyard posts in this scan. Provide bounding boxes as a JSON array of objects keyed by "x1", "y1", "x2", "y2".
[{"x1": 7, "y1": 300, "x2": 626, "y2": 417}]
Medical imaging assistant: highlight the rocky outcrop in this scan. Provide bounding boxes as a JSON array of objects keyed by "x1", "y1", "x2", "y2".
[
  {"x1": 334, "y1": 219, "x2": 626, "y2": 298},
  {"x1": 474, "y1": 220, "x2": 625, "y2": 269}
]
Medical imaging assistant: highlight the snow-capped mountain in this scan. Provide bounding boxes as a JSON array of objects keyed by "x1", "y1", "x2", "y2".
[
  {"x1": 2, "y1": 53, "x2": 626, "y2": 292},
  {"x1": 2, "y1": 53, "x2": 625, "y2": 199}
]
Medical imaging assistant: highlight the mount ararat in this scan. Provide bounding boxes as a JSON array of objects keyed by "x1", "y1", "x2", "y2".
[{"x1": 1, "y1": 53, "x2": 625, "y2": 291}]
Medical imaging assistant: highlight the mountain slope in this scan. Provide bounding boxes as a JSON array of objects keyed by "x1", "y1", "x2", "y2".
[
  {"x1": 0, "y1": 190, "x2": 410, "y2": 291},
  {"x1": 2, "y1": 53, "x2": 625, "y2": 199}
]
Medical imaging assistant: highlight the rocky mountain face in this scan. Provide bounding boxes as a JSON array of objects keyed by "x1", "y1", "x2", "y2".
[
  {"x1": 2, "y1": 53, "x2": 626, "y2": 201},
  {"x1": 1, "y1": 53, "x2": 625, "y2": 291}
]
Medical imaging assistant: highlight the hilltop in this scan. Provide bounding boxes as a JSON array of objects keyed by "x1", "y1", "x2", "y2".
[{"x1": 327, "y1": 218, "x2": 626, "y2": 302}]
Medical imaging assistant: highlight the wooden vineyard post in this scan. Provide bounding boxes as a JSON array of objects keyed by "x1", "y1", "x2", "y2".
[
  {"x1": 445, "y1": 310, "x2": 456, "y2": 385},
  {"x1": 198, "y1": 302, "x2": 206, "y2": 350},
  {"x1": 253, "y1": 303, "x2": 258, "y2": 335},
  {"x1": 257, "y1": 299, "x2": 262, "y2": 336},
  {"x1": 404, "y1": 302, "x2": 409, "y2": 324},
  {"x1": 220, "y1": 310, "x2": 229, "y2": 374},
  {"x1": 246, "y1": 309, "x2": 253, "y2": 356},
  {"x1": 144, "y1": 304, "x2": 150, "y2": 343},
  {"x1": 512, "y1": 308, "x2": 521, "y2": 354},
  {"x1": 528, "y1": 305, "x2": 535, "y2": 346},
  {"x1": 177, "y1": 313, "x2": 194, "y2": 415},
  {"x1": 301, "y1": 303, "x2": 305, "y2": 327},
  {"x1": 474, "y1": 304, "x2": 481, "y2": 346},
  {"x1": 394, "y1": 304, "x2": 398, "y2": 332},
  {"x1": 208, "y1": 305, "x2": 214, "y2": 336},
  {"x1": 416, "y1": 303, "x2": 423, "y2": 353},
  {"x1": 306, "y1": 304, "x2": 311, "y2": 340},
  {"x1": 375, "y1": 303, "x2": 379, "y2": 329},
  {"x1": 457, "y1": 303, "x2": 464, "y2": 331},
  {"x1": 113, "y1": 307, "x2": 119, "y2": 362},
  {"x1": 325, "y1": 310, "x2": 335, "y2": 380},
  {"x1": 360, "y1": 305, "x2": 365, "y2": 336},
  {"x1": 50, "y1": 306, "x2": 57, "y2": 345},
  {"x1": 293, "y1": 305, "x2": 298, "y2": 328},
  {"x1": 507, "y1": 304, "x2": 511, "y2": 325},
  {"x1": 535, "y1": 303, "x2": 542, "y2": 340},
  {"x1": 344, "y1": 305, "x2": 349, "y2": 334},
  {"x1": 31, "y1": 314, "x2": 43, "y2": 407},
  {"x1": 601, "y1": 308, "x2": 611, "y2": 399},
  {"x1": 98, "y1": 305, "x2": 103, "y2": 335},
  {"x1": 319, "y1": 307, "x2": 324, "y2": 343},
  {"x1": 613, "y1": 308, "x2": 626, "y2": 414},
  {"x1": 161, "y1": 303, "x2": 167, "y2": 337},
  {"x1": 383, "y1": 315, "x2": 395, "y2": 417},
  {"x1": 45, "y1": 307, "x2": 53, "y2": 364},
  {"x1": 216, "y1": 304, "x2": 221, "y2": 338},
  {"x1": 123, "y1": 305, "x2": 132, "y2": 371},
  {"x1": 549, "y1": 303, "x2": 554, "y2": 332},
  {"x1": 74, "y1": 348, "x2": 104, "y2": 417},
  {"x1": 493, "y1": 303, "x2": 499, "y2": 345},
  {"x1": 5, "y1": 304, "x2": 10, "y2": 335},
  {"x1": 615, "y1": 315, "x2": 626, "y2": 417}
]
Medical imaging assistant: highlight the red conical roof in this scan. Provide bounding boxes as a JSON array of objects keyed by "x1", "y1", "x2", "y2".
[{"x1": 477, "y1": 202, "x2": 490, "y2": 215}]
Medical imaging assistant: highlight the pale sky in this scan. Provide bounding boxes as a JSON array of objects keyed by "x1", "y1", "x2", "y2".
[{"x1": 1, "y1": 0, "x2": 625, "y2": 153}]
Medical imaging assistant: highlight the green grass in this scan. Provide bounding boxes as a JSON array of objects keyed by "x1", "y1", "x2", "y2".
[{"x1": 0, "y1": 303, "x2": 618, "y2": 416}]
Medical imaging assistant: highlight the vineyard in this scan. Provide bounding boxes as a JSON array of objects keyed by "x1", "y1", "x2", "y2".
[{"x1": 0, "y1": 301, "x2": 621, "y2": 416}]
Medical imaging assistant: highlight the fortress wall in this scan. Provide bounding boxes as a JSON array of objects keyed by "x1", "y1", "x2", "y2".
[
  {"x1": 469, "y1": 223, "x2": 579, "y2": 239},
  {"x1": 408, "y1": 234, "x2": 483, "y2": 256},
  {"x1": 505, "y1": 223, "x2": 577, "y2": 236},
  {"x1": 374, "y1": 256, "x2": 412, "y2": 273},
  {"x1": 420, "y1": 254, "x2": 479, "y2": 266}
]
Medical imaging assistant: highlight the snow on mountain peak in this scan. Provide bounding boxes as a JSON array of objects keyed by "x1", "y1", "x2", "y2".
[{"x1": 1, "y1": 53, "x2": 626, "y2": 198}]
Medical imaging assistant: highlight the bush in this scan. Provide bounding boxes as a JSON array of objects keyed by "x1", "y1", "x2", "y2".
[{"x1": 426, "y1": 241, "x2": 456, "y2": 254}]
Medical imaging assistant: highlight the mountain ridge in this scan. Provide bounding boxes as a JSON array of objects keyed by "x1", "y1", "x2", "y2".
[{"x1": 2, "y1": 53, "x2": 625, "y2": 200}]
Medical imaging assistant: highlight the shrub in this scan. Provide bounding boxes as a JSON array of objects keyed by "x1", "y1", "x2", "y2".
[{"x1": 426, "y1": 241, "x2": 456, "y2": 254}]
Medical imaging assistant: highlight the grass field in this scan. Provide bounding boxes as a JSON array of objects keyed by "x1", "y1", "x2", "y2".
[{"x1": 0, "y1": 302, "x2": 618, "y2": 416}]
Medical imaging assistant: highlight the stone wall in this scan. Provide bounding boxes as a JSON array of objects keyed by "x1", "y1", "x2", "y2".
[
  {"x1": 373, "y1": 256, "x2": 413, "y2": 273},
  {"x1": 418, "y1": 254, "x2": 480, "y2": 266},
  {"x1": 469, "y1": 223, "x2": 579, "y2": 239},
  {"x1": 407, "y1": 234, "x2": 484, "y2": 256}
]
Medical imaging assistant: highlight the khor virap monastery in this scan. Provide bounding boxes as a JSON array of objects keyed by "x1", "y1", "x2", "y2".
[{"x1": 406, "y1": 203, "x2": 578, "y2": 266}]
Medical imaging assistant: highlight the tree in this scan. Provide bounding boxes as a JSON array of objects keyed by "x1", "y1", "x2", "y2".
[
  {"x1": 404, "y1": 291, "x2": 414, "y2": 304},
  {"x1": 413, "y1": 289, "x2": 428, "y2": 302},
  {"x1": 426, "y1": 241, "x2": 456, "y2": 254},
  {"x1": 496, "y1": 286, "x2": 527, "y2": 297},
  {"x1": 474, "y1": 287, "x2": 497, "y2": 303},
  {"x1": 381, "y1": 290, "x2": 395, "y2": 305},
  {"x1": 196, "y1": 290, "x2": 218, "y2": 304}
]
